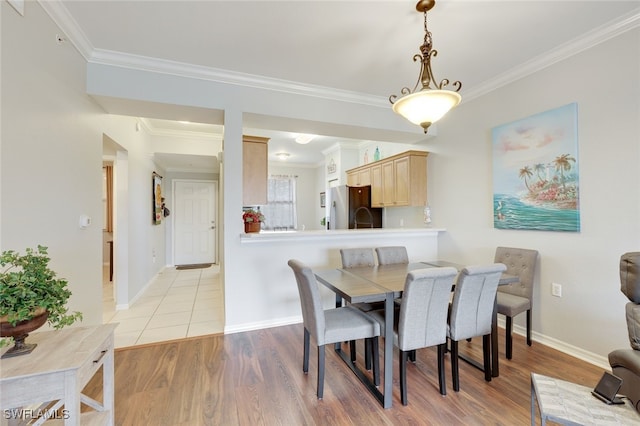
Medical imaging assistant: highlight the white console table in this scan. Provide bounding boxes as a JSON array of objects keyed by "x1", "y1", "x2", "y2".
[{"x1": 0, "y1": 324, "x2": 117, "y2": 425}]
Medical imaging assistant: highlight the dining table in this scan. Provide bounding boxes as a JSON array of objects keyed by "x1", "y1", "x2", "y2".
[{"x1": 314, "y1": 260, "x2": 518, "y2": 408}]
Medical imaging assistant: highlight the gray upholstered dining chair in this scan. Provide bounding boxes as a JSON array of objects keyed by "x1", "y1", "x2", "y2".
[
  {"x1": 339, "y1": 248, "x2": 380, "y2": 368},
  {"x1": 494, "y1": 247, "x2": 539, "y2": 359},
  {"x1": 368, "y1": 267, "x2": 458, "y2": 404},
  {"x1": 448, "y1": 263, "x2": 507, "y2": 391},
  {"x1": 375, "y1": 246, "x2": 409, "y2": 265},
  {"x1": 287, "y1": 259, "x2": 381, "y2": 399},
  {"x1": 340, "y1": 247, "x2": 376, "y2": 269}
]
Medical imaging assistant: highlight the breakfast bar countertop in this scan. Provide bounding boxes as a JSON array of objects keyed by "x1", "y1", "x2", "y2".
[{"x1": 239, "y1": 227, "x2": 446, "y2": 243}]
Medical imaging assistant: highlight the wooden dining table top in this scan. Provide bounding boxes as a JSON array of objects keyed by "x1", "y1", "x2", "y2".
[{"x1": 315, "y1": 261, "x2": 519, "y2": 302}]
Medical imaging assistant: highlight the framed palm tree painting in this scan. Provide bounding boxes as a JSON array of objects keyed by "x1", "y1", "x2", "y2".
[{"x1": 492, "y1": 103, "x2": 580, "y2": 232}]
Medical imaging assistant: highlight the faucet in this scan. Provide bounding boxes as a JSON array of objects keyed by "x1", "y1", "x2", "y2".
[{"x1": 353, "y1": 206, "x2": 374, "y2": 229}]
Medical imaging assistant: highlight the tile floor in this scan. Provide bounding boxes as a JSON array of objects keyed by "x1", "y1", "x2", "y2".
[{"x1": 102, "y1": 264, "x2": 224, "y2": 349}]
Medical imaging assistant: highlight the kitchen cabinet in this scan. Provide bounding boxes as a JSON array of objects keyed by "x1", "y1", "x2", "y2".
[
  {"x1": 243, "y1": 135, "x2": 270, "y2": 205},
  {"x1": 347, "y1": 168, "x2": 371, "y2": 187},
  {"x1": 346, "y1": 150, "x2": 428, "y2": 208},
  {"x1": 371, "y1": 164, "x2": 382, "y2": 206}
]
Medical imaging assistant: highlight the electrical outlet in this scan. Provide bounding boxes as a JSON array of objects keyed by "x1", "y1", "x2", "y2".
[{"x1": 551, "y1": 282, "x2": 562, "y2": 297}]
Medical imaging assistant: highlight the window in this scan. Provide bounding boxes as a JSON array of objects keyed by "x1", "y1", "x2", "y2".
[{"x1": 260, "y1": 175, "x2": 297, "y2": 230}]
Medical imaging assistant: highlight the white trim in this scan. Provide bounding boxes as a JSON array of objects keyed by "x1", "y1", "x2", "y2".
[
  {"x1": 38, "y1": 0, "x2": 94, "y2": 58},
  {"x1": 464, "y1": 8, "x2": 640, "y2": 102},
  {"x1": 497, "y1": 318, "x2": 610, "y2": 370},
  {"x1": 115, "y1": 274, "x2": 157, "y2": 311},
  {"x1": 138, "y1": 118, "x2": 224, "y2": 141},
  {"x1": 39, "y1": 1, "x2": 639, "y2": 108},
  {"x1": 224, "y1": 316, "x2": 302, "y2": 335},
  {"x1": 8, "y1": 0, "x2": 25, "y2": 16}
]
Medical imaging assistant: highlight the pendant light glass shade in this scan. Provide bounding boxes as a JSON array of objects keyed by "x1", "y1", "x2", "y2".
[{"x1": 392, "y1": 89, "x2": 461, "y2": 130}]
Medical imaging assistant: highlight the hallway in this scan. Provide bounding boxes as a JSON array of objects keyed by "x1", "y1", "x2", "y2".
[{"x1": 103, "y1": 264, "x2": 224, "y2": 348}]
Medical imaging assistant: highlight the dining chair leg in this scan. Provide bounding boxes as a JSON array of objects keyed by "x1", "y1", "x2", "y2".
[
  {"x1": 400, "y1": 349, "x2": 409, "y2": 405},
  {"x1": 505, "y1": 316, "x2": 513, "y2": 360},
  {"x1": 303, "y1": 328, "x2": 310, "y2": 374},
  {"x1": 482, "y1": 334, "x2": 492, "y2": 382},
  {"x1": 365, "y1": 339, "x2": 372, "y2": 370},
  {"x1": 371, "y1": 337, "x2": 380, "y2": 386},
  {"x1": 451, "y1": 340, "x2": 460, "y2": 392},
  {"x1": 437, "y1": 343, "x2": 446, "y2": 396},
  {"x1": 350, "y1": 340, "x2": 356, "y2": 362},
  {"x1": 317, "y1": 345, "x2": 325, "y2": 399},
  {"x1": 409, "y1": 349, "x2": 416, "y2": 362},
  {"x1": 526, "y1": 309, "x2": 532, "y2": 346}
]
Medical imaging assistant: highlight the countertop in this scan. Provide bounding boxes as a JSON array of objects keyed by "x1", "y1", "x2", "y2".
[{"x1": 240, "y1": 227, "x2": 445, "y2": 243}]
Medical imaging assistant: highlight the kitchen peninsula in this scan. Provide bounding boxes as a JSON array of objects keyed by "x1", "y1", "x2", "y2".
[{"x1": 227, "y1": 226, "x2": 445, "y2": 334}]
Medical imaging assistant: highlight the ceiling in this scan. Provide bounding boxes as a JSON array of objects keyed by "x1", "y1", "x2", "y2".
[{"x1": 55, "y1": 0, "x2": 639, "y2": 167}]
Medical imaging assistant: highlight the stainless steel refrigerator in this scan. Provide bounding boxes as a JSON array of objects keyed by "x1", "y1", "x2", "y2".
[{"x1": 328, "y1": 185, "x2": 383, "y2": 229}]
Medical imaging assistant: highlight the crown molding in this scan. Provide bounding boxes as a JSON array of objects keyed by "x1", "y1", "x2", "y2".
[
  {"x1": 40, "y1": 1, "x2": 639, "y2": 109},
  {"x1": 38, "y1": 0, "x2": 94, "y2": 60},
  {"x1": 163, "y1": 166, "x2": 218, "y2": 174},
  {"x1": 269, "y1": 161, "x2": 321, "y2": 170},
  {"x1": 88, "y1": 48, "x2": 388, "y2": 108},
  {"x1": 463, "y1": 8, "x2": 640, "y2": 102},
  {"x1": 138, "y1": 118, "x2": 224, "y2": 141}
]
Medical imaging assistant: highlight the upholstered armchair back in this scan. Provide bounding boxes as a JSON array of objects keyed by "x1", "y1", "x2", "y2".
[{"x1": 620, "y1": 252, "x2": 640, "y2": 351}]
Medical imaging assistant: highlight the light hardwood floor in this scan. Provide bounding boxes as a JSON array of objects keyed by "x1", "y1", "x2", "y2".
[{"x1": 84, "y1": 323, "x2": 617, "y2": 425}]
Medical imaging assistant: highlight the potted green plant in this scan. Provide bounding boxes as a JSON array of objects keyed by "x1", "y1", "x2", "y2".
[
  {"x1": 0, "y1": 245, "x2": 82, "y2": 357},
  {"x1": 242, "y1": 208, "x2": 265, "y2": 233}
]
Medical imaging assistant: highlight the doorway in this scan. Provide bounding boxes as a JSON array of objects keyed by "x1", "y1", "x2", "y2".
[{"x1": 173, "y1": 179, "x2": 218, "y2": 265}]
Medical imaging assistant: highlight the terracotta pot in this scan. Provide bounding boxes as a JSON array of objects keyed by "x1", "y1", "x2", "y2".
[
  {"x1": 244, "y1": 221, "x2": 261, "y2": 233},
  {"x1": 1, "y1": 307, "x2": 48, "y2": 358}
]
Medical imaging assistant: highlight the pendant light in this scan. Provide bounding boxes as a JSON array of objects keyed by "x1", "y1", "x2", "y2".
[{"x1": 390, "y1": 0, "x2": 462, "y2": 134}]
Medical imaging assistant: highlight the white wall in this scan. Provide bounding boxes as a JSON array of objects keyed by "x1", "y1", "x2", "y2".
[
  {"x1": 428, "y1": 28, "x2": 640, "y2": 364},
  {"x1": 1, "y1": 2, "x2": 169, "y2": 323},
  {"x1": 6, "y1": 1, "x2": 638, "y2": 367},
  {"x1": 1, "y1": 1, "x2": 105, "y2": 326}
]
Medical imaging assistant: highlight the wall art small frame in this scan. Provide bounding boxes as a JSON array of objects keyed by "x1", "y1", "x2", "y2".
[
  {"x1": 492, "y1": 103, "x2": 580, "y2": 232},
  {"x1": 320, "y1": 192, "x2": 326, "y2": 208},
  {"x1": 152, "y1": 172, "x2": 163, "y2": 225}
]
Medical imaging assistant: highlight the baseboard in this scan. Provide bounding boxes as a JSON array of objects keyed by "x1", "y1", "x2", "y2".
[
  {"x1": 224, "y1": 316, "x2": 610, "y2": 369},
  {"x1": 117, "y1": 274, "x2": 158, "y2": 311},
  {"x1": 498, "y1": 318, "x2": 610, "y2": 370},
  {"x1": 224, "y1": 316, "x2": 302, "y2": 335}
]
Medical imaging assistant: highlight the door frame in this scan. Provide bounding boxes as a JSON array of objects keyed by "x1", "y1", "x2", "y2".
[{"x1": 172, "y1": 179, "x2": 218, "y2": 265}]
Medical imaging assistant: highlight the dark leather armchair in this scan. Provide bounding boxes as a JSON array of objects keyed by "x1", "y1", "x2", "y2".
[{"x1": 608, "y1": 252, "x2": 640, "y2": 412}]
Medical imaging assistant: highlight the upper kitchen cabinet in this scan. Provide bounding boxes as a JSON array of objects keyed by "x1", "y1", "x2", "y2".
[
  {"x1": 347, "y1": 150, "x2": 428, "y2": 208},
  {"x1": 243, "y1": 135, "x2": 270, "y2": 206},
  {"x1": 346, "y1": 167, "x2": 371, "y2": 187}
]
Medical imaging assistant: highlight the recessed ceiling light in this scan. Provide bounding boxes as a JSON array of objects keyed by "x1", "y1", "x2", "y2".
[
  {"x1": 295, "y1": 134, "x2": 316, "y2": 144},
  {"x1": 276, "y1": 152, "x2": 290, "y2": 160}
]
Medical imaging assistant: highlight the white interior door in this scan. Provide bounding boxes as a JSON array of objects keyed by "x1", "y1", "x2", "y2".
[{"x1": 174, "y1": 180, "x2": 217, "y2": 265}]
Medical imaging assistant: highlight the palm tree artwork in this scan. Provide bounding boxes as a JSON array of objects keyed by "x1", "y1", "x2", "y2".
[{"x1": 492, "y1": 103, "x2": 580, "y2": 232}]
